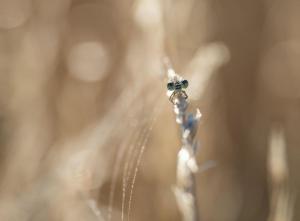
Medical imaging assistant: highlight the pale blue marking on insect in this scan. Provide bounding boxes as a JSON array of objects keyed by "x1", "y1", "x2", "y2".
[{"x1": 167, "y1": 79, "x2": 189, "y2": 104}]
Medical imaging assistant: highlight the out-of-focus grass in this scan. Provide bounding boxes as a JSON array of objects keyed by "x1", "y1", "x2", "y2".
[{"x1": 0, "y1": 0, "x2": 299, "y2": 221}]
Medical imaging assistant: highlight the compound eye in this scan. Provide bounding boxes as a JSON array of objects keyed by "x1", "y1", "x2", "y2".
[
  {"x1": 167, "y1": 82, "x2": 175, "y2": 91},
  {"x1": 182, "y1": 80, "x2": 189, "y2": 88}
]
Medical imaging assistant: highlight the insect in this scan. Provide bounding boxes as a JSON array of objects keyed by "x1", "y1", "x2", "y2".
[{"x1": 167, "y1": 79, "x2": 189, "y2": 104}]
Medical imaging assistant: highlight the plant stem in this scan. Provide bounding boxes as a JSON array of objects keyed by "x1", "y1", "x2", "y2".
[{"x1": 166, "y1": 65, "x2": 201, "y2": 221}]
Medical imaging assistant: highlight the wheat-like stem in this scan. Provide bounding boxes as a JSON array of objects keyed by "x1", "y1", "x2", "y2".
[
  {"x1": 166, "y1": 64, "x2": 201, "y2": 221},
  {"x1": 267, "y1": 126, "x2": 295, "y2": 221}
]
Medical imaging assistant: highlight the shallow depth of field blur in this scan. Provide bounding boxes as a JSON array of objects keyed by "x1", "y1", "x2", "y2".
[{"x1": 0, "y1": 0, "x2": 299, "y2": 221}]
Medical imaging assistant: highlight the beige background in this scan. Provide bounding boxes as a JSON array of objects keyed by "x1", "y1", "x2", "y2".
[{"x1": 0, "y1": 0, "x2": 299, "y2": 221}]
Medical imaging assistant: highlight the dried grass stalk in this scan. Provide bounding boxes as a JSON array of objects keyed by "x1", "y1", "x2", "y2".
[
  {"x1": 267, "y1": 126, "x2": 295, "y2": 221},
  {"x1": 166, "y1": 65, "x2": 201, "y2": 221}
]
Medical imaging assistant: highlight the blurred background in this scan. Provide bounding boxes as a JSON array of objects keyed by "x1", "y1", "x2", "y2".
[{"x1": 0, "y1": 0, "x2": 299, "y2": 221}]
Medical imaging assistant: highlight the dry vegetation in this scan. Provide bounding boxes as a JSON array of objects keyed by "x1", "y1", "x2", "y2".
[{"x1": 0, "y1": 0, "x2": 299, "y2": 221}]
